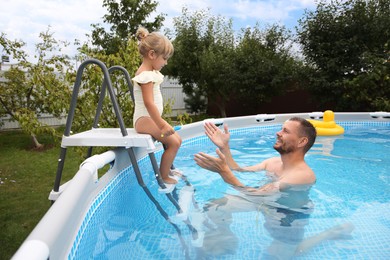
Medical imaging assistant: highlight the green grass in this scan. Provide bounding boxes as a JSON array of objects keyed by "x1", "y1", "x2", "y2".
[{"x1": 0, "y1": 131, "x2": 80, "y2": 259}]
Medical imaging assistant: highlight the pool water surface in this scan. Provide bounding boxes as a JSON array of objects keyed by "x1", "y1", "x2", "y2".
[{"x1": 69, "y1": 122, "x2": 390, "y2": 259}]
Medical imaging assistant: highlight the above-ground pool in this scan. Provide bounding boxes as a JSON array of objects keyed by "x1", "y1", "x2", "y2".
[{"x1": 13, "y1": 113, "x2": 390, "y2": 259}]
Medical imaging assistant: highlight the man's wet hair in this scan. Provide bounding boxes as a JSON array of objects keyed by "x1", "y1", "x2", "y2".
[{"x1": 289, "y1": 117, "x2": 317, "y2": 152}]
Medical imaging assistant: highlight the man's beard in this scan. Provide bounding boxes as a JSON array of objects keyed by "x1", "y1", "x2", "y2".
[{"x1": 273, "y1": 143, "x2": 294, "y2": 154}]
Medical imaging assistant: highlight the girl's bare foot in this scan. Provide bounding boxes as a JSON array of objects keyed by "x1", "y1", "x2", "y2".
[
  {"x1": 170, "y1": 169, "x2": 183, "y2": 178},
  {"x1": 162, "y1": 176, "x2": 178, "y2": 184}
]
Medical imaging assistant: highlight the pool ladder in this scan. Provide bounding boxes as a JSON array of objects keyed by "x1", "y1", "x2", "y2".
[{"x1": 51, "y1": 58, "x2": 185, "y2": 221}]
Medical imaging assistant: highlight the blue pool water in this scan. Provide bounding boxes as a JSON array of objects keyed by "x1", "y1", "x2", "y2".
[{"x1": 69, "y1": 122, "x2": 390, "y2": 259}]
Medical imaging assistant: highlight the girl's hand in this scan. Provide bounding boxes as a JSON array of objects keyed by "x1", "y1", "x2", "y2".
[{"x1": 160, "y1": 123, "x2": 175, "y2": 138}]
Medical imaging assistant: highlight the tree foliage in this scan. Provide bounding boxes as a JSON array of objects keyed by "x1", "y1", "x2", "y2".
[
  {"x1": 0, "y1": 29, "x2": 73, "y2": 148},
  {"x1": 297, "y1": 0, "x2": 390, "y2": 111},
  {"x1": 90, "y1": 0, "x2": 165, "y2": 54},
  {"x1": 235, "y1": 25, "x2": 297, "y2": 104},
  {"x1": 166, "y1": 8, "x2": 232, "y2": 115},
  {"x1": 167, "y1": 8, "x2": 298, "y2": 117}
]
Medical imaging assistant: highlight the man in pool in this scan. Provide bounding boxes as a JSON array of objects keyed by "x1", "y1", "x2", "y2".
[
  {"x1": 193, "y1": 117, "x2": 353, "y2": 258},
  {"x1": 194, "y1": 117, "x2": 317, "y2": 190}
]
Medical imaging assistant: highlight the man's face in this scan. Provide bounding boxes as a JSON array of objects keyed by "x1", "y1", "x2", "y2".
[{"x1": 273, "y1": 120, "x2": 302, "y2": 154}]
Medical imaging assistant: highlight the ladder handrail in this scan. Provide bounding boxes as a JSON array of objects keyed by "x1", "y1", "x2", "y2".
[
  {"x1": 91, "y1": 65, "x2": 134, "y2": 132},
  {"x1": 55, "y1": 59, "x2": 129, "y2": 193},
  {"x1": 63, "y1": 59, "x2": 128, "y2": 138},
  {"x1": 108, "y1": 65, "x2": 135, "y2": 103},
  {"x1": 87, "y1": 65, "x2": 134, "y2": 158}
]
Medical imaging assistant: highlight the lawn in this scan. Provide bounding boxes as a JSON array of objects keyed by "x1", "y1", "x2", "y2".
[{"x1": 0, "y1": 130, "x2": 80, "y2": 259}]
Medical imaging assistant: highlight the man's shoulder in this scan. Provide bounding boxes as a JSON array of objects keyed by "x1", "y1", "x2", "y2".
[
  {"x1": 278, "y1": 161, "x2": 316, "y2": 185},
  {"x1": 290, "y1": 164, "x2": 316, "y2": 184},
  {"x1": 265, "y1": 157, "x2": 281, "y2": 163},
  {"x1": 262, "y1": 157, "x2": 282, "y2": 173}
]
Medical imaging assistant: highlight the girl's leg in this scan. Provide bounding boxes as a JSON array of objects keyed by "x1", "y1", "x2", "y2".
[
  {"x1": 159, "y1": 133, "x2": 182, "y2": 183},
  {"x1": 135, "y1": 117, "x2": 182, "y2": 183}
]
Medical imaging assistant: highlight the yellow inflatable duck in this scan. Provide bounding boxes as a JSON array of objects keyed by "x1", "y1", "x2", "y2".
[{"x1": 308, "y1": 110, "x2": 344, "y2": 136}]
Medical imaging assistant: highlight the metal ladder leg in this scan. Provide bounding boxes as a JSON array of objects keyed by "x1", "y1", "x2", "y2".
[
  {"x1": 52, "y1": 147, "x2": 67, "y2": 201},
  {"x1": 125, "y1": 147, "x2": 170, "y2": 219},
  {"x1": 125, "y1": 147, "x2": 190, "y2": 257}
]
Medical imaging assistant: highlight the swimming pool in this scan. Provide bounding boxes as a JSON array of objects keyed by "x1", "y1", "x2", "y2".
[{"x1": 13, "y1": 113, "x2": 390, "y2": 259}]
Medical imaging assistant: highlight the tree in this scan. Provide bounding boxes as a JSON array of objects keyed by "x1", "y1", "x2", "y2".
[
  {"x1": 166, "y1": 8, "x2": 236, "y2": 117},
  {"x1": 90, "y1": 0, "x2": 165, "y2": 54},
  {"x1": 234, "y1": 24, "x2": 297, "y2": 107},
  {"x1": 167, "y1": 8, "x2": 299, "y2": 117},
  {"x1": 297, "y1": 0, "x2": 390, "y2": 111},
  {"x1": 0, "y1": 29, "x2": 73, "y2": 149}
]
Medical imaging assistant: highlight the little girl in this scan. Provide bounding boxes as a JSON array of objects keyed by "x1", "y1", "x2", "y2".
[{"x1": 133, "y1": 27, "x2": 182, "y2": 184}]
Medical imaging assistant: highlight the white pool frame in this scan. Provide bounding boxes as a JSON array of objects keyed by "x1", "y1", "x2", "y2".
[{"x1": 12, "y1": 111, "x2": 390, "y2": 260}]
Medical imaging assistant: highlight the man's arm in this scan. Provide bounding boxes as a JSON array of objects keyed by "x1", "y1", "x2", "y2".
[
  {"x1": 194, "y1": 150, "x2": 285, "y2": 195},
  {"x1": 203, "y1": 122, "x2": 271, "y2": 172},
  {"x1": 204, "y1": 122, "x2": 238, "y2": 169},
  {"x1": 239, "y1": 157, "x2": 281, "y2": 172},
  {"x1": 194, "y1": 149, "x2": 245, "y2": 187},
  {"x1": 204, "y1": 122, "x2": 251, "y2": 171},
  {"x1": 239, "y1": 181, "x2": 282, "y2": 195},
  {"x1": 239, "y1": 161, "x2": 267, "y2": 172}
]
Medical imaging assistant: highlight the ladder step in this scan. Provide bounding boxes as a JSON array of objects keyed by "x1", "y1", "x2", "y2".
[{"x1": 61, "y1": 128, "x2": 155, "y2": 151}]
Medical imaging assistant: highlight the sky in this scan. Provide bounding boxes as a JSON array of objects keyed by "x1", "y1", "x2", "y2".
[{"x1": 0, "y1": 0, "x2": 318, "y2": 63}]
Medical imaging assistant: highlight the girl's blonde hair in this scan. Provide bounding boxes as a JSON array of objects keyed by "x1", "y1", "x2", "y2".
[{"x1": 136, "y1": 27, "x2": 174, "y2": 59}]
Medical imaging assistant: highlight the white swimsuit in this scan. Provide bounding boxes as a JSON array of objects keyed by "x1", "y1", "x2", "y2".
[{"x1": 132, "y1": 70, "x2": 164, "y2": 126}]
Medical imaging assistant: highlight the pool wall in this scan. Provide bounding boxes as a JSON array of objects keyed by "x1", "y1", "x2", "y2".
[
  {"x1": 12, "y1": 149, "x2": 137, "y2": 260},
  {"x1": 11, "y1": 112, "x2": 390, "y2": 259}
]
